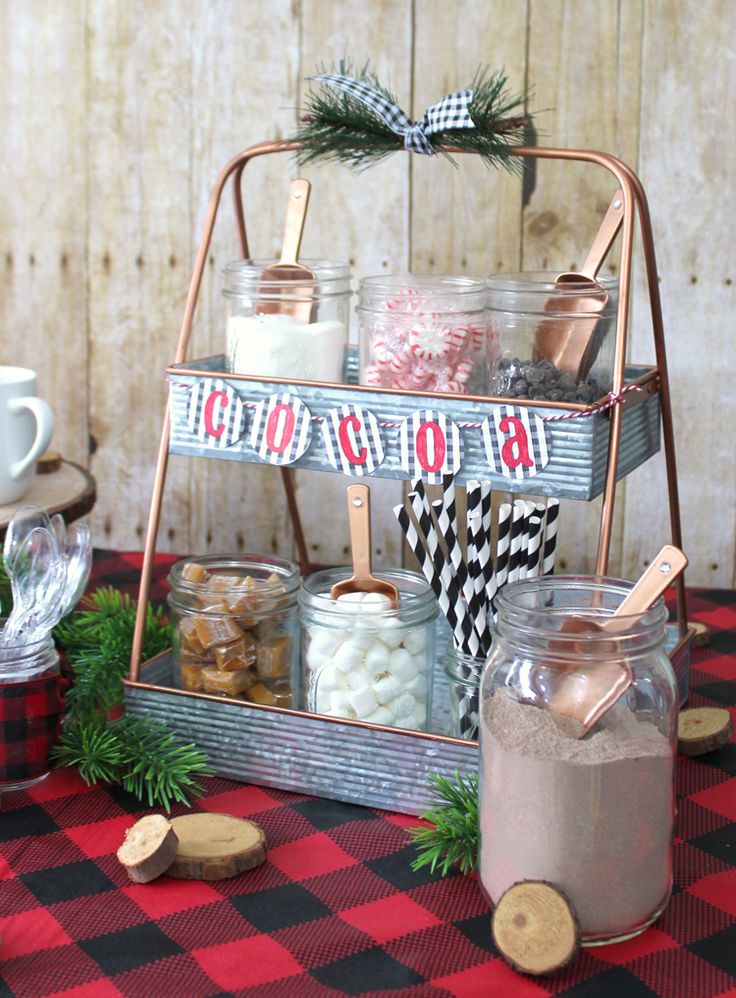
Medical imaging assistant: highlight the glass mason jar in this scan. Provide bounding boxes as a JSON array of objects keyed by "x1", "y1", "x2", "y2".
[
  {"x1": 486, "y1": 272, "x2": 619, "y2": 402},
  {"x1": 357, "y1": 275, "x2": 489, "y2": 395},
  {"x1": 167, "y1": 555, "x2": 300, "y2": 708},
  {"x1": 478, "y1": 577, "x2": 677, "y2": 946},
  {"x1": 299, "y1": 568, "x2": 438, "y2": 730},
  {"x1": 445, "y1": 644, "x2": 487, "y2": 740},
  {"x1": 223, "y1": 259, "x2": 351, "y2": 383},
  {"x1": 0, "y1": 625, "x2": 61, "y2": 791}
]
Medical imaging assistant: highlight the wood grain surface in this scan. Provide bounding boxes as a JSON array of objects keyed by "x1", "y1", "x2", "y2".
[{"x1": 0, "y1": 0, "x2": 733, "y2": 585}]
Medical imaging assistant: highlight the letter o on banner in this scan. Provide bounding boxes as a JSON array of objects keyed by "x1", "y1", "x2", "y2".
[
  {"x1": 322, "y1": 404, "x2": 385, "y2": 476},
  {"x1": 399, "y1": 409, "x2": 462, "y2": 484},
  {"x1": 481, "y1": 404, "x2": 550, "y2": 480},
  {"x1": 187, "y1": 377, "x2": 245, "y2": 449},
  {"x1": 249, "y1": 392, "x2": 313, "y2": 465}
]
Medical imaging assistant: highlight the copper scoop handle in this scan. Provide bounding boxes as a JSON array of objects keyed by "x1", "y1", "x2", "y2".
[
  {"x1": 346, "y1": 484, "x2": 372, "y2": 581},
  {"x1": 279, "y1": 178, "x2": 311, "y2": 265},
  {"x1": 578, "y1": 189, "x2": 624, "y2": 280},
  {"x1": 611, "y1": 545, "x2": 688, "y2": 620}
]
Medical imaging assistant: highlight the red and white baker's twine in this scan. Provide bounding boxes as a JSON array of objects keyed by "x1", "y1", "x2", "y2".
[{"x1": 173, "y1": 382, "x2": 641, "y2": 430}]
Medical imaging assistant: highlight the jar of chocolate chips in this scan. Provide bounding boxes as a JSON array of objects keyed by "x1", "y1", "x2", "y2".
[
  {"x1": 167, "y1": 555, "x2": 300, "y2": 707},
  {"x1": 486, "y1": 272, "x2": 619, "y2": 404}
]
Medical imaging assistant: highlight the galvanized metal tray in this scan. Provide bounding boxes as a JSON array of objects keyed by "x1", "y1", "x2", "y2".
[
  {"x1": 124, "y1": 622, "x2": 691, "y2": 816},
  {"x1": 167, "y1": 355, "x2": 660, "y2": 501}
]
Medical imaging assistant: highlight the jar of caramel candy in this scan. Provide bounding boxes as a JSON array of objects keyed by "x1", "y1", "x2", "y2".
[{"x1": 167, "y1": 555, "x2": 300, "y2": 708}]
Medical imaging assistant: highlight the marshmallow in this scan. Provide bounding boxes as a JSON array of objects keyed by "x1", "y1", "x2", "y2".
[
  {"x1": 403, "y1": 628, "x2": 427, "y2": 655},
  {"x1": 348, "y1": 686, "x2": 379, "y2": 717},
  {"x1": 392, "y1": 692, "x2": 417, "y2": 719},
  {"x1": 373, "y1": 674, "x2": 403, "y2": 706},
  {"x1": 345, "y1": 665, "x2": 371, "y2": 691},
  {"x1": 406, "y1": 673, "x2": 428, "y2": 700},
  {"x1": 335, "y1": 592, "x2": 365, "y2": 612},
  {"x1": 333, "y1": 640, "x2": 365, "y2": 672},
  {"x1": 381, "y1": 618, "x2": 405, "y2": 649},
  {"x1": 307, "y1": 629, "x2": 342, "y2": 660},
  {"x1": 314, "y1": 664, "x2": 344, "y2": 695},
  {"x1": 388, "y1": 647, "x2": 418, "y2": 683},
  {"x1": 314, "y1": 688, "x2": 333, "y2": 713},
  {"x1": 365, "y1": 705, "x2": 394, "y2": 726},
  {"x1": 329, "y1": 690, "x2": 351, "y2": 713},
  {"x1": 364, "y1": 641, "x2": 391, "y2": 674},
  {"x1": 361, "y1": 592, "x2": 393, "y2": 614}
]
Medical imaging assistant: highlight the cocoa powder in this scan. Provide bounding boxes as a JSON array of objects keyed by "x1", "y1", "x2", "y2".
[{"x1": 480, "y1": 691, "x2": 674, "y2": 940}]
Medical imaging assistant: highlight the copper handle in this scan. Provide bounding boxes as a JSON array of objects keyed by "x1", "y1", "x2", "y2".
[
  {"x1": 346, "y1": 484, "x2": 373, "y2": 581},
  {"x1": 612, "y1": 545, "x2": 688, "y2": 619},
  {"x1": 279, "y1": 178, "x2": 311, "y2": 265},
  {"x1": 579, "y1": 189, "x2": 624, "y2": 280}
]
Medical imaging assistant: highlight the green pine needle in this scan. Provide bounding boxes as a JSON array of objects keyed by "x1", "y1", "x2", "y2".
[
  {"x1": 51, "y1": 585, "x2": 211, "y2": 811},
  {"x1": 409, "y1": 771, "x2": 479, "y2": 876},
  {"x1": 292, "y1": 61, "x2": 531, "y2": 172},
  {"x1": 0, "y1": 555, "x2": 13, "y2": 618}
]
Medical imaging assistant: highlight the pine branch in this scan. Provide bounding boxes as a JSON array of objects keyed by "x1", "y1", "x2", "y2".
[
  {"x1": 117, "y1": 716, "x2": 211, "y2": 811},
  {"x1": 409, "y1": 771, "x2": 479, "y2": 876},
  {"x1": 292, "y1": 63, "x2": 532, "y2": 172},
  {"x1": 0, "y1": 555, "x2": 13, "y2": 618}
]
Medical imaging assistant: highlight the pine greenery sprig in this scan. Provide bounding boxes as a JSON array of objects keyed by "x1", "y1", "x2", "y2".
[
  {"x1": 51, "y1": 586, "x2": 211, "y2": 810},
  {"x1": 409, "y1": 771, "x2": 479, "y2": 876},
  {"x1": 293, "y1": 61, "x2": 531, "y2": 172},
  {"x1": 0, "y1": 555, "x2": 13, "y2": 617}
]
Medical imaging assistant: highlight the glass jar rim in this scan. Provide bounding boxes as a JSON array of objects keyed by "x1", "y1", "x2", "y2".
[
  {"x1": 486, "y1": 271, "x2": 619, "y2": 294},
  {"x1": 223, "y1": 259, "x2": 351, "y2": 297},
  {"x1": 360, "y1": 274, "x2": 486, "y2": 293},
  {"x1": 299, "y1": 567, "x2": 438, "y2": 624},
  {"x1": 494, "y1": 575, "x2": 668, "y2": 648},
  {"x1": 168, "y1": 554, "x2": 300, "y2": 598}
]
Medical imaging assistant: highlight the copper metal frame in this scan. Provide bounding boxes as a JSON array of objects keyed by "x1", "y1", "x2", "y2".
[{"x1": 130, "y1": 140, "x2": 687, "y2": 680}]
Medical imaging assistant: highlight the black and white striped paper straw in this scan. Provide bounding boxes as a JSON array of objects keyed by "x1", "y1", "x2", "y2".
[
  {"x1": 526, "y1": 514, "x2": 543, "y2": 578},
  {"x1": 542, "y1": 498, "x2": 560, "y2": 575},
  {"x1": 507, "y1": 500, "x2": 526, "y2": 584},
  {"x1": 465, "y1": 482, "x2": 487, "y2": 648},
  {"x1": 494, "y1": 501, "x2": 513, "y2": 596},
  {"x1": 518, "y1": 500, "x2": 535, "y2": 581}
]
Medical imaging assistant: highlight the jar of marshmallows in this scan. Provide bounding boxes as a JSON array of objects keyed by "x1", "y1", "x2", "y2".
[{"x1": 299, "y1": 568, "x2": 438, "y2": 731}]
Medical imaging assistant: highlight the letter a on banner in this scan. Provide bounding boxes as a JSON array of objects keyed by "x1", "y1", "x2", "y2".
[
  {"x1": 322, "y1": 404, "x2": 385, "y2": 476},
  {"x1": 249, "y1": 392, "x2": 312, "y2": 465},
  {"x1": 481, "y1": 404, "x2": 550, "y2": 480},
  {"x1": 187, "y1": 378, "x2": 245, "y2": 449},
  {"x1": 399, "y1": 409, "x2": 462, "y2": 484}
]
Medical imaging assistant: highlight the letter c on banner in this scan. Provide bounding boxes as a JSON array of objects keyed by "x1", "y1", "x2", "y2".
[
  {"x1": 265, "y1": 403, "x2": 296, "y2": 454},
  {"x1": 203, "y1": 390, "x2": 228, "y2": 438},
  {"x1": 338, "y1": 415, "x2": 368, "y2": 465},
  {"x1": 415, "y1": 420, "x2": 446, "y2": 473}
]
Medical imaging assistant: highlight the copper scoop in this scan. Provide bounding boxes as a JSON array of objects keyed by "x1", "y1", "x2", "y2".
[
  {"x1": 257, "y1": 178, "x2": 315, "y2": 323},
  {"x1": 534, "y1": 189, "x2": 624, "y2": 380},
  {"x1": 329, "y1": 484, "x2": 400, "y2": 603},
  {"x1": 548, "y1": 545, "x2": 688, "y2": 738}
]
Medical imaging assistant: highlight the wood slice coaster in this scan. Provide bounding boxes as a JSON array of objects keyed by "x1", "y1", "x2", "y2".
[
  {"x1": 689, "y1": 621, "x2": 711, "y2": 648},
  {"x1": 492, "y1": 880, "x2": 580, "y2": 977},
  {"x1": 678, "y1": 707, "x2": 732, "y2": 756},
  {"x1": 117, "y1": 815, "x2": 179, "y2": 883},
  {"x1": 167, "y1": 813, "x2": 267, "y2": 880}
]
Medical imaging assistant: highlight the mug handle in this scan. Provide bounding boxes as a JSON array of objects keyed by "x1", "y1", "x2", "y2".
[{"x1": 8, "y1": 396, "x2": 54, "y2": 479}]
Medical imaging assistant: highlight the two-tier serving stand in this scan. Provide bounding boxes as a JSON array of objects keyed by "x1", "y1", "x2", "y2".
[{"x1": 124, "y1": 142, "x2": 692, "y2": 815}]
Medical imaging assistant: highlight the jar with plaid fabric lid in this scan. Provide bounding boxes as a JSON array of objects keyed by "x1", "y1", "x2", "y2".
[{"x1": 0, "y1": 625, "x2": 61, "y2": 792}]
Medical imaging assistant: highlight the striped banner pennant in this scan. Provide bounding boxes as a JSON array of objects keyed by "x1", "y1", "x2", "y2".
[
  {"x1": 321, "y1": 404, "x2": 385, "y2": 477},
  {"x1": 481, "y1": 404, "x2": 549, "y2": 480},
  {"x1": 187, "y1": 378, "x2": 245, "y2": 449},
  {"x1": 248, "y1": 392, "x2": 313, "y2": 466},
  {"x1": 398, "y1": 409, "x2": 462, "y2": 484}
]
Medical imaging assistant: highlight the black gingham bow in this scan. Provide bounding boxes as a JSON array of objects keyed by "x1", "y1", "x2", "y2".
[{"x1": 312, "y1": 74, "x2": 475, "y2": 155}]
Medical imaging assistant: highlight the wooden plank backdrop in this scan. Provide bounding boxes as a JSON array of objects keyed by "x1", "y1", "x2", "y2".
[{"x1": 0, "y1": 0, "x2": 733, "y2": 587}]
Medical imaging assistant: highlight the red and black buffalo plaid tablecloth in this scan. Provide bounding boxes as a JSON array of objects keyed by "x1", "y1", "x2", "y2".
[{"x1": 1, "y1": 551, "x2": 734, "y2": 997}]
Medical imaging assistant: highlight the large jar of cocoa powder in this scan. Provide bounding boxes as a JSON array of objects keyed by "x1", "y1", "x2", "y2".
[{"x1": 478, "y1": 576, "x2": 677, "y2": 946}]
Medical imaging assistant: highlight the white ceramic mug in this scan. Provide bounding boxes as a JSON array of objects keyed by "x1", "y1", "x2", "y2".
[{"x1": 0, "y1": 367, "x2": 54, "y2": 505}]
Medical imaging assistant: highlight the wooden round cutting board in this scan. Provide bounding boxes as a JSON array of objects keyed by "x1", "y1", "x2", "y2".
[{"x1": 167, "y1": 812, "x2": 267, "y2": 880}]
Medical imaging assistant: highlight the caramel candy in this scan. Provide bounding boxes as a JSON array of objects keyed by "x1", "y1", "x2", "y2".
[
  {"x1": 181, "y1": 562, "x2": 210, "y2": 584},
  {"x1": 181, "y1": 663, "x2": 205, "y2": 691},
  {"x1": 215, "y1": 633, "x2": 257, "y2": 671},
  {"x1": 193, "y1": 614, "x2": 243, "y2": 649},
  {"x1": 179, "y1": 618, "x2": 206, "y2": 656},
  {"x1": 201, "y1": 668, "x2": 253, "y2": 696},
  {"x1": 246, "y1": 681, "x2": 292, "y2": 708},
  {"x1": 256, "y1": 634, "x2": 293, "y2": 680}
]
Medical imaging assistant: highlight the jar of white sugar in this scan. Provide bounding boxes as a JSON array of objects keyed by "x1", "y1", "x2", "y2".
[
  {"x1": 223, "y1": 260, "x2": 351, "y2": 383},
  {"x1": 478, "y1": 576, "x2": 677, "y2": 946},
  {"x1": 299, "y1": 568, "x2": 438, "y2": 731}
]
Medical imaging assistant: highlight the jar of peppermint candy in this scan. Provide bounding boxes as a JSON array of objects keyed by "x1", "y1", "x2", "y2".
[{"x1": 357, "y1": 275, "x2": 489, "y2": 395}]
